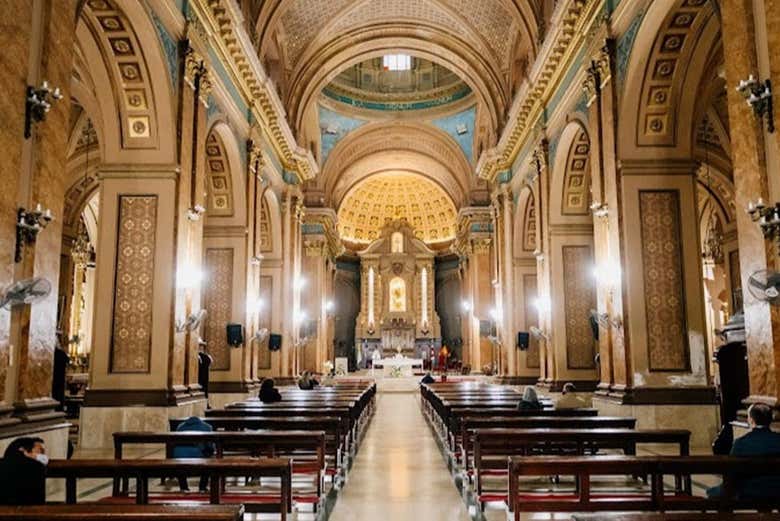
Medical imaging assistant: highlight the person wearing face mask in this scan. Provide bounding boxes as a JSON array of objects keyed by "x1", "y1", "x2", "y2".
[{"x1": 0, "y1": 437, "x2": 48, "y2": 505}]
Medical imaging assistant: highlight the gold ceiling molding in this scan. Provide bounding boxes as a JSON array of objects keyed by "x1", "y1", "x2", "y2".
[
  {"x1": 191, "y1": 0, "x2": 317, "y2": 181},
  {"x1": 337, "y1": 172, "x2": 457, "y2": 245},
  {"x1": 477, "y1": 0, "x2": 600, "y2": 182}
]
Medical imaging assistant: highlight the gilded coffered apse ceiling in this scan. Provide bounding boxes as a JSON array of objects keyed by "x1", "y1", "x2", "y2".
[{"x1": 337, "y1": 172, "x2": 457, "y2": 247}]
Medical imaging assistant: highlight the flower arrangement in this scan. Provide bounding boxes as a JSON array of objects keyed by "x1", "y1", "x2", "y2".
[{"x1": 323, "y1": 360, "x2": 334, "y2": 374}]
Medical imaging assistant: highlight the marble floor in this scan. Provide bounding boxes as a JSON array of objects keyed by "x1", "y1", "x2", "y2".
[{"x1": 329, "y1": 392, "x2": 471, "y2": 521}]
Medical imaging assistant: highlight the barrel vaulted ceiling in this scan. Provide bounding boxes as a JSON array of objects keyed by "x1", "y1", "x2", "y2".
[{"x1": 252, "y1": 0, "x2": 542, "y2": 136}]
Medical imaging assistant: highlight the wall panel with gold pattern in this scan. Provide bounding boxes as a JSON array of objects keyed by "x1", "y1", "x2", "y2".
[
  {"x1": 204, "y1": 248, "x2": 234, "y2": 370},
  {"x1": 562, "y1": 245, "x2": 596, "y2": 369},
  {"x1": 639, "y1": 190, "x2": 689, "y2": 371},
  {"x1": 523, "y1": 273, "x2": 540, "y2": 369},
  {"x1": 110, "y1": 195, "x2": 157, "y2": 373}
]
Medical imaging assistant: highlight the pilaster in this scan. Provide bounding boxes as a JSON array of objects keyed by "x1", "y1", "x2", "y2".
[{"x1": 455, "y1": 206, "x2": 495, "y2": 373}]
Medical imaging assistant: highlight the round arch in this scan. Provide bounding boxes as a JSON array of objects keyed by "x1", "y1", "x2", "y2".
[
  {"x1": 322, "y1": 121, "x2": 473, "y2": 208},
  {"x1": 513, "y1": 185, "x2": 537, "y2": 259},
  {"x1": 287, "y1": 32, "x2": 507, "y2": 137},
  {"x1": 204, "y1": 122, "x2": 248, "y2": 226},
  {"x1": 619, "y1": 0, "x2": 718, "y2": 160},
  {"x1": 75, "y1": 0, "x2": 176, "y2": 164},
  {"x1": 550, "y1": 120, "x2": 592, "y2": 224}
]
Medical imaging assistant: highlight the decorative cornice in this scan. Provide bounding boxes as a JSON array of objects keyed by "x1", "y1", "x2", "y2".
[
  {"x1": 301, "y1": 207, "x2": 344, "y2": 259},
  {"x1": 453, "y1": 206, "x2": 494, "y2": 257},
  {"x1": 477, "y1": 0, "x2": 602, "y2": 182},
  {"x1": 190, "y1": 0, "x2": 318, "y2": 182}
]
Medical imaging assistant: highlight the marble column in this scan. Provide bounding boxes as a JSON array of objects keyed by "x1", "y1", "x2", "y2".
[
  {"x1": 583, "y1": 40, "x2": 625, "y2": 393},
  {"x1": 173, "y1": 43, "x2": 211, "y2": 397},
  {"x1": 0, "y1": 0, "x2": 76, "y2": 457},
  {"x1": 721, "y1": 0, "x2": 780, "y2": 405},
  {"x1": 455, "y1": 207, "x2": 495, "y2": 374},
  {"x1": 300, "y1": 208, "x2": 341, "y2": 374},
  {"x1": 492, "y1": 185, "x2": 516, "y2": 375},
  {"x1": 279, "y1": 190, "x2": 303, "y2": 376},
  {"x1": 530, "y1": 142, "x2": 556, "y2": 386}
]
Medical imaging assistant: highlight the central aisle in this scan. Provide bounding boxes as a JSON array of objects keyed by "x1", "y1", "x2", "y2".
[{"x1": 329, "y1": 392, "x2": 471, "y2": 520}]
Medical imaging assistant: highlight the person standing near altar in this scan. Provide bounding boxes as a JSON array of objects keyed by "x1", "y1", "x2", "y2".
[
  {"x1": 371, "y1": 348, "x2": 381, "y2": 376},
  {"x1": 438, "y1": 345, "x2": 449, "y2": 374}
]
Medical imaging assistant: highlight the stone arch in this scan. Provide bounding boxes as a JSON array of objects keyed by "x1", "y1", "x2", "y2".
[
  {"x1": 288, "y1": 35, "x2": 506, "y2": 139},
  {"x1": 204, "y1": 122, "x2": 247, "y2": 226},
  {"x1": 513, "y1": 186, "x2": 537, "y2": 258},
  {"x1": 258, "y1": 189, "x2": 283, "y2": 259},
  {"x1": 322, "y1": 121, "x2": 473, "y2": 208},
  {"x1": 619, "y1": 0, "x2": 718, "y2": 160},
  {"x1": 75, "y1": 0, "x2": 176, "y2": 164},
  {"x1": 550, "y1": 121, "x2": 592, "y2": 224}
]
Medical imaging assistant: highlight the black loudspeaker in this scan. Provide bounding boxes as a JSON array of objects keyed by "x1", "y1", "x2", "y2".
[
  {"x1": 268, "y1": 333, "x2": 282, "y2": 351},
  {"x1": 226, "y1": 324, "x2": 244, "y2": 347},
  {"x1": 517, "y1": 332, "x2": 530, "y2": 350}
]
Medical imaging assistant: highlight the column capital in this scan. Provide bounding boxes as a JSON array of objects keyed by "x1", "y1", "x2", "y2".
[
  {"x1": 302, "y1": 207, "x2": 344, "y2": 259},
  {"x1": 454, "y1": 206, "x2": 494, "y2": 257}
]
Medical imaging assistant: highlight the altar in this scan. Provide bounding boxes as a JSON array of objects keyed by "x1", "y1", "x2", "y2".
[
  {"x1": 354, "y1": 221, "x2": 441, "y2": 363},
  {"x1": 372, "y1": 354, "x2": 423, "y2": 377}
]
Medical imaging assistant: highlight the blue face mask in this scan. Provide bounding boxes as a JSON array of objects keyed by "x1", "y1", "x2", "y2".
[{"x1": 35, "y1": 454, "x2": 49, "y2": 466}]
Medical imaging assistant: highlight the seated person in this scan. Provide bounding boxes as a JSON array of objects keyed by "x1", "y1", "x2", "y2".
[
  {"x1": 555, "y1": 382, "x2": 591, "y2": 409},
  {"x1": 517, "y1": 386, "x2": 543, "y2": 411},
  {"x1": 707, "y1": 403, "x2": 780, "y2": 500},
  {"x1": 172, "y1": 416, "x2": 214, "y2": 492},
  {"x1": 258, "y1": 378, "x2": 282, "y2": 403},
  {"x1": 0, "y1": 437, "x2": 47, "y2": 505},
  {"x1": 298, "y1": 371, "x2": 320, "y2": 390},
  {"x1": 420, "y1": 371, "x2": 435, "y2": 384}
]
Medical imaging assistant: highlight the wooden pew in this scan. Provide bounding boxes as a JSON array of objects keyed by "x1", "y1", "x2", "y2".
[
  {"x1": 473, "y1": 429, "x2": 690, "y2": 506},
  {"x1": 446, "y1": 407, "x2": 599, "y2": 450},
  {"x1": 170, "y1": 416, "x2": 345, "y2": 475},
  {"x1": 572, "y1": 515, "x2": 780, "y2": 521},
  {"x1": 506, "y1": 455, "x2": 780, "y2": 519},
  {"x1": 113, "y1": 431, "x2": 326, "y2": 504},
  {"x1": 221, "y1": 403, "x2": 360, "y2": 450},
  {"x1": 459, "y1": 416, "x2": 637, "y2": 466},
  {"x1": 47, "y1": 458, "x2": 291, "y2": 518},
  {"x1": 208, "y1": 407, "x2": 356, "y2": 452},
  {"x1": 0, "y1": 505, "x2": 244, "y2": 521}
]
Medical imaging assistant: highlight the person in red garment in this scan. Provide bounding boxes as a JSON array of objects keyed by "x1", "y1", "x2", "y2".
[{"x1": 437, "y1": 345, "x2": 449, "y2": 374}]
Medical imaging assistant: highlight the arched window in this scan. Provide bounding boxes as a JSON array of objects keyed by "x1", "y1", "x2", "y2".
[
  {"x1": 391, "y1": 232, "x2": 404, "y2": 253},
  {"x1": 389, "y1": 277, "x2": 406, "y2": 312}
]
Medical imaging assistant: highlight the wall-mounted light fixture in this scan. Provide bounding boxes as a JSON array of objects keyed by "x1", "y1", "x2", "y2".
[
  {"x1": 249, "y1": 253, "x2": 264, "y2": 267},
  {"x1": 25, "y1": 81, "x2": 62, "y2": 138},
  {"x1": 590, "y1": 201, "x2": 609, "y2": 218},
  {"x1": 747, "y1": 198, "x2": 780, "y2": 245},
  {"x1": 15, "y1": 205, "x2": 53, "y2": 262},
  {"x1": 461, "y1": 300, "x2": 472, "y2": 312},
  {"x1": 186, "y1": 204, "x2": 206, "y2": 221},
  {"x1": 736, "y1": 76, "x2": 774, "y2": 133}
]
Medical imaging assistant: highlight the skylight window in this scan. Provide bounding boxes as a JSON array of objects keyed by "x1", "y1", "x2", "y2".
[{"x1": 383, "y1": 54, "x2": 412, "y2": 71}]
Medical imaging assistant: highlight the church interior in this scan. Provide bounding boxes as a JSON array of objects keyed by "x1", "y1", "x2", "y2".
[{"x1": 2, "y1": 0, "x2": 780, "y2": 519}]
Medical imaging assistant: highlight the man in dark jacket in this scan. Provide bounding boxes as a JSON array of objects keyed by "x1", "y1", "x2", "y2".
[
  {"x1": 0, "y1": 437, "x2": 47, "y2": 505},
  {"x1": 173, "y1": 416, "x2": 213, "y2": 492},
  {"x1": 707, "y1": 403, "x2": 780, "y2": 499}
]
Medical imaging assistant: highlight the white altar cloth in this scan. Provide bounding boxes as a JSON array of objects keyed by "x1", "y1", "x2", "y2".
[{"x1": 372, "y1": 355, "x2": 423, "y2": 377}]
